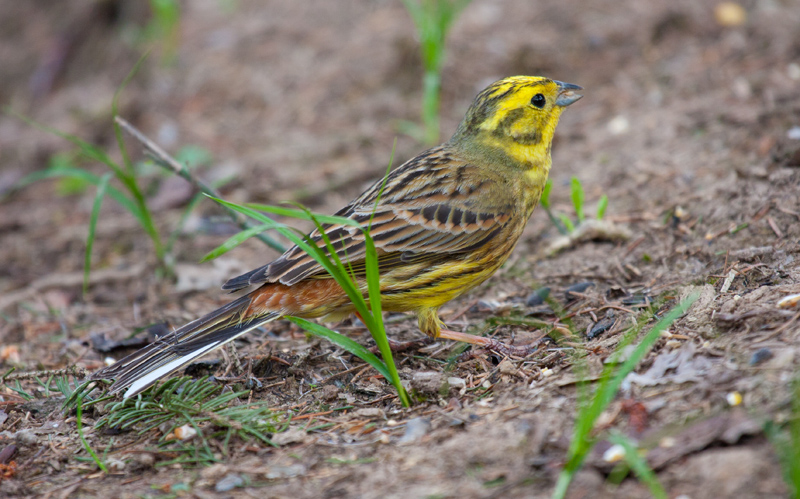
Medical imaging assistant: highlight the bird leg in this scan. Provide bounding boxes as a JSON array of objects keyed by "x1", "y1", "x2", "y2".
[{"x1": 355, "y1": 312, "x2": 540, "y2": 357}]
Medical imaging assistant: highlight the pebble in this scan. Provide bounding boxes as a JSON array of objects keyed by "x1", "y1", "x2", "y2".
[
  {"x1": 107, "y1": 458, "x2": 126, "y2": 472},
  {"x1": 354, "y1": 408, "x2": 385, "y2": 419},
  {"x1": 602, "y1": 444, "x2": 626, "y2": 463},
  {"x1": 498, "y1": 359, "x2": 518, "y2": 376},
  {"x1": 777, "y1": 293, "x2": 800, "y2": 308},
  {"x1": 447, "y1": 377, "x2": 466, "y2": 391},
  {"x1": 726, "y1": 392, "x2": 743, "y2": 406},
  {"x1": 320, "y1": 384, "x2": 340, "y2": 401},
  {"x1": 173, "y1": 424, "x2": 197, "y2": 441},
  {"x1": 565, "y1": 282, "x2": 595, "y2": 300},
  {"x1": 271, "y1": 427, "x2": 309, "y2": 446},
  {"x1": 397, "y1": 417, "x2": 431, "y2": 445},
  {"x1": 749, "y1": 348, "x2": 773, "y2": 366},
  {"x1": 215, "y1": 473, "x2": 244, "y2": 492},
  {"x1": 14, "y1": 429, "x2": 37, "y2": 446},
  {"x1": 410, "y1": 371, "x2": 443, "y2": 395},
  {"x1": 715, "y1": 2, "x2": 747, "y2": 27},
  {"x1": 788, "y1": 63, "x2": 800, "y2": 81},
  {"x1": 264, "y1": 464, "x2": 307, "y2": 479},
  {"x1": 525, "y1": 287, "x2": 551, "y2": 307},
  {"x1": 587, "y1": 311, "x2": 615, "y2": 340},
  {"x1": 132, "y1": 452, "x2": 156, "y2": 469},
  {"x1": 607, "y1": 115, "x2": 630, "y2": 135}
]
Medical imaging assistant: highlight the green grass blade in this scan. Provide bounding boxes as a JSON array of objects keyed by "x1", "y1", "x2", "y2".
[
  {"x1": 363, "y1": 234, "x2": 409, "y2": 406},
  {"x1": 765, "y1": 375, "x2": 800, "y2": 497},
  {"x1": 596, "y1": 194, "x2": 608, "y2": 220},
  {"x1": 608, "y1": 433, "x2": 667, "y2": 499},
  {"x1": 13, "y1": 168, "x2": 144, "y2": 225},
  {"x1": 553, "y1": 293, "x2": 699, "y2": 499},
  {"x1": 208, "y1": 197, "x2": 372, "y2": 321},
  {"x1": 244, "y1": 203, "x2": 362, "y2": 228},
  {"x1": 540, "y1": 179, "x2": 553, "y2": 208},
  {"x1": 84, "y1": 173, "x2": 113, "y2": 295},
  {"x1": 7, "y1": 109, "x2": 125, "y2": 179},
  {"x1": 77, "y1": 395, "x2": 108, "y2": 473},
  {"x1": 200, "y1": 223, "x2": 274, "y2": 262},
  {"x1": 112, "y1": 53, "x2": 165, "y2": 262},
  {"x1": 286, "y1": 317, "x2": 392, "y2": 380},
  {"x1": 207, "y1": 195, "x2": 409, "y2": 406},
  {"x1": 570, "y1": 176, "x2": 584, "y2": 223},
  {"x1": 558, "y1": 213, "x2": 575, "y2": 233}
]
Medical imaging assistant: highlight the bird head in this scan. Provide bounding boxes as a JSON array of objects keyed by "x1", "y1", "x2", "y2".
[{"x1": 450, "y1": 76, "x2": 582, "y2": 170}]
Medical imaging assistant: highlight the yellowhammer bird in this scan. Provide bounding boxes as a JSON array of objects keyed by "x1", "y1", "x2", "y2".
[{"x1": 92, "y1": 76, "x2": 582, "y2": 397}]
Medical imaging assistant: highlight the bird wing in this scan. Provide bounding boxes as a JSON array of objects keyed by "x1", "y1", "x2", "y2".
[{"x1": 223, "y1": 147, "x2": 512, "y2": 290}]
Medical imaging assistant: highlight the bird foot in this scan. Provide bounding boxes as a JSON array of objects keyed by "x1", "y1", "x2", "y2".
[{"x1": 438, "y1": 328, "x2": 542, "y2": 358}]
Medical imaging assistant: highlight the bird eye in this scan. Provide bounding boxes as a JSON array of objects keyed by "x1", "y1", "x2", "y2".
[{"x1": 531, "y1": 93, "x2": 546, "y2": 109}]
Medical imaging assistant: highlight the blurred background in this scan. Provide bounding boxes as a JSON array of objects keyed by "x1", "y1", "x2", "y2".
[
  {"x1": 2, "y1": 0, "x2": 798, "y2": 280},
  {"x1": 1, "y1": 1, "x2": 800, "y2": 496}
]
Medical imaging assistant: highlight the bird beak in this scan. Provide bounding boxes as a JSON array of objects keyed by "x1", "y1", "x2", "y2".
[{"x1": 554, "y1": 81, "x2": 583, "y2": 107}]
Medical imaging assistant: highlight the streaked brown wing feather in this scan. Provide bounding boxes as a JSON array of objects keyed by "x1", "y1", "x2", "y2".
[{"x1": 223, "y1": 146, "x2": 511, "y2": 290}]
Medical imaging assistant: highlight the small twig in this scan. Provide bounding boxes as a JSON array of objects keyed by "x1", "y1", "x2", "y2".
[
  {"x1": 719, "y1": 268, "x2": 737, "y2": 294},
  {"x1": 766, "y1": 216, "x2": 783, "y2": 238},
  {"x1": 114, "y1": 115, "x2": 285, "y2": 253},
  {"x1": 1, "y1": 366, "x2": 87, "y2": 383}
]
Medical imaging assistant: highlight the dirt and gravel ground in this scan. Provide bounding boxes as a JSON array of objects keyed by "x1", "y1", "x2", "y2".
[{"x1": 1, "y1": 0, "x2": 800, "y2": 497}]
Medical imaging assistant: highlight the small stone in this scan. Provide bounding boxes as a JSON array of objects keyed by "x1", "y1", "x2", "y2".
[
  {"x1": 565, "y1": 282, "x2": 595, "y2": 300},
  {"x1": 354, "y1": 408, "x2": 385, "y2": 419},
  {"x1": 215, "y1": 473, "x2": 244, "y2": 492},
  {"x1": 264, "y1": 464, "x2": 306, "y2": 480},
  {"x1": 777, "y1": 293, "x2": 800, "y2": 308},
  {"x1": 107, "y1": 458, "x2": 125, "y2": 472},
  {"x1": 587, "y1": 311, "x2": 615, "y2": 340},
  {"x1": 749, "y1": 348, "x2": 773, "y2": 366},
  {"x1": 726, "y1": 391, "x2": 743, "y2": 406},
  {"x1": 173, "y1": 424, "x2": 197, "y2": 441},
  {"x1": 0, "y1": 444, "x2": 17, "y2": 465},
  {"x1": 659, "y1": 436, "x2": 676, "y2": 448},
  {"x1": 525, "y1": 287, "x2": 551, "y2": 307},
  {"x1": 397, "y1": 417, "x2": 431, "y2": 445},
  {"x1": 411, "y1": 371, "x2": 444, "y2": 395},
  {"x1": 271, "y1": 427, "x2": 309, "y2": 446},
  {"x1": 715, "y1": 2, "x2": 747, "y2": 27},
  {"x1": 132, "y1": 452, "x2": 156, "y2": 469},
  {"x1": 447, "y1": 377, "x2": 466, "y2": 391},
  {"x1": 498, "y1": 359, "x2": 518, "y2": 376},
  {"x1": 14, "y1": 429, "x2": 37, "y2": 447},
  {"x1": 788, "y1": 63, "x2": 800, "y2": 81},
  {"x1": 320, "y1": 384, "x2": 339, "y2": 401},
  {"x1": 603, "y1": 444, "x2": 626, "y2": 463},
  {"x1": 200, "y1": 463, "x2": 229, "y2": 480},
  {"x1": 607, "y1": 115, "x2": 630, "y2": 135}
]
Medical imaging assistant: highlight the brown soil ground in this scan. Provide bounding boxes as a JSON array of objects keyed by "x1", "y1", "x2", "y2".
[{"x1": 1, "y1": 0, "x2": 800, "y2": 497}]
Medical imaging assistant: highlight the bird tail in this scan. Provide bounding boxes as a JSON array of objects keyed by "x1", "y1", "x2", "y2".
[{"x1": 91, "y1": 294, "x2": 279, "y2": 398}]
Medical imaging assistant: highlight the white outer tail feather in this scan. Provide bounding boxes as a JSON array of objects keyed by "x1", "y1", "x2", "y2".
[{"x1": 124, "y1": 341, "x2": 220, "y2": 398}]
